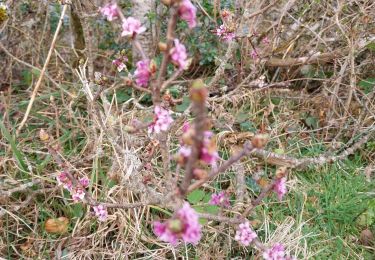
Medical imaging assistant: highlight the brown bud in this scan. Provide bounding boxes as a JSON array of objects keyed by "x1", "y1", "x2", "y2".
[
  {"x1": 193, "y1": 168, "x2": 208, "y2": 180},
  {"x1": 161, "y1": 0, "x2": 172, "y2": 6},
  {"x1": 158, "y1": 42, "x2": 168, "y2": 52},
  {"x1": 149, "y1": 60, "x2": 157, "y2": 74},
  {"x1": 275, "y1": 166, "x2": 288, "y2": 178},
  {"x1": 124, "y1": 77, "x2": 133, "y2": 86},
  {"x1": 190, "y1": 79, "x2": 208, "y2": 103},
  {"x1": 45, "y1": 217, "x2": 69, "y2": 234},
  {"x1": 251, "y1": 133, "x2": 269, "y2": 149},
  {"x1": 39, "y1": 129, "x2": 49, "y2": 142},
  {"x1": 163, "y1": 92, "x2": 172, "y2": 102},
  {"x1": 182, "y1": 130, "x2": 194, "y2": 146}
]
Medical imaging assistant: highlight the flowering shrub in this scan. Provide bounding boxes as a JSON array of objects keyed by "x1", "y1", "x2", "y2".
[{"x1": 41, "y1": 0, "x2": 300, "y2": 258}]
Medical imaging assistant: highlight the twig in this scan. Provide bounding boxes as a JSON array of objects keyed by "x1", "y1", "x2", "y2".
[
  {"x1": 187, "y1": 142, "x2": 254, "y2": 192},
  {"x1": 16, "y1": 4, "x2": 68, "y2": 135}
]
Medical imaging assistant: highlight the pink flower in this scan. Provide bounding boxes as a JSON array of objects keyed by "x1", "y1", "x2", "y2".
[
  {"x1": 134, "y1": 59, "x2": 151, "y2": 87},
  {"x1": 234, "y1": 221, "x2": 257, "y2": 246},
  {"x1": 79, "y1": 177, "x2": 89, "y2": 188},
  {"x1": 262, "y1": 37, "x2": 270, "y2": 45},
  {"x1": 112, "y1": 59, "x2": 126, "y2": 72},
  {"x1": 72, "y1": 188, "x2": 85, "y2": 202},
  {"x1": 178, "y1": 0, "x2": 197, "y2": 29},
  {"x1": 121, "y1": 17, "x2": 146, "y2": 37},
  {"x1": 209, "y1": 191, "x2": 230, "y2": 208},
  {"x1": 93, "y1": 205, "x2": 108, "y2": 222},
  {"x1": 170, "y1": 39, "x2": 188, "y2": 70},
  {"x1": 99, "y1": 3, "x2": 119, "y2": 21},
  {"x1": 250, "y1": 49, "x2": 259, "y2": 60},
  {"x1": 148, "y1": 106, "x2": 174, "y2": 134},
  {"x1": 56, "y1": 172, "x2": 73, "y2": 191},
  {"x1": 153, "y1": 202, "x2": 201, "y2": 246},
  {"x1": 178, "y1": 145, "x2": 192, "y2": 157},
  {"x1": 273, "y1": 177, "x2": 287, "y2": 201},
  {"x1": 263, "y1": 243, "x2": 296, "y2": 260},
  {"x1": 215, "y1": 24, "x2": 235, "y2": 42}
]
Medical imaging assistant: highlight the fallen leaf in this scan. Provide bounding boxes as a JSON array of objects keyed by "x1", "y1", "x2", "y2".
[{"x1": 45, "y1": 217, "x2": 69, "y2": 234}]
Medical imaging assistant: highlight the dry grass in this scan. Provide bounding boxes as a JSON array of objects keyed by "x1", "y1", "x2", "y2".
[{"x1": 1, "y1": 0, "x2": 374, "y2": 259}]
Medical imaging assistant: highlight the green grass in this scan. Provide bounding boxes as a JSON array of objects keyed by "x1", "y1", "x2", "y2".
[{"x1": 258, "y1": 156, "x2": 374, "y2": 259}]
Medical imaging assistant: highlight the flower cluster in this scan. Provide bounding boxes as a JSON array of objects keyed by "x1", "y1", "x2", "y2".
[
  {"x1": 56, "y1": 173, "x2": 90, "y2": 203},
  {"x1": 209, "y1": 191, "x2": 230, "y2": 208},
  {"x1": 134, "y1": 59, "x2": 152, "y2": 87},
  {"x1": 112, "y1": 51, "x2": 128, "y2": 72},
  {"x1": 178, "y1": 0, "x2": 197, "y2": 29},
  {"x1": 93, "y1": 205, "x2": 108, "y2": 222},
  {"x1": 234, "y1": 221, "x2": 258, "y2": 246},
  {"x1": 148, "y1": 106, "x2": 174, "y2": 134},
  {"x1": 99, "y1": 3, "x2": 119, "y2": 21},
  {"x1": 170, "y1": 39, "x2": 188, "y2": 70},
  {"x1": 215, "y1": 24, "x2": 235, "y2": 42},
  {"x1": 273, "y1": 177, "x2": 287, "y2": 201},
  {"x1": 153, "y1": 202, "x2": 201, "y2": 245},
  {"x1": 263, "y1": 243, "x2": 296, "y2": 260},
  {"x1": 177, "y1": 122, "x2": 219, "y2": 167},
  {"x1": 121, "y1": 17, "x2": 146, "y2": 37}
]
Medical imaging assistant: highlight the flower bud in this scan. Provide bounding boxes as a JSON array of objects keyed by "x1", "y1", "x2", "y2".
[
  {"x1": 161, "y1": 0, "x2": 172, "y2": 6},
  {"x1": 124, "y1": 77, "x2": 133, "y2": 86},
  {"x1": 190, "y1": 79, "x2": 208, "y2": 103},
  {"x1": 193, "y1": 168, "x2": 208, "y2": 180},
  {"x1": 158, "y1": 42, "x2": 167, "y2": 52},
  {"x1": 149, "y1": 60, "x2": 157, "y2": 74},
  {"x1": 251, "y1": 133, "x2": 269, "y2": 149},
  {"x1": 275, "y1": 166, "x2": 288, "y2": 178},
  {"x1": 39, "y1": 129, "x2": 49, "y2": 142},
  {"x1": 168, "y1": 219, "x2": 183, "y2": 233}
]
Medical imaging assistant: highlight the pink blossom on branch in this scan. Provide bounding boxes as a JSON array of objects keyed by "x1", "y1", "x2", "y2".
[
  {"x1": 79, "y1": 177, "x2": 89, "y2": 188},
  {"x1": 56, "y1": 172, "x2": 72, "y2": 191},
  {"x1": 99, "y1": 3, "x2": 119, "y2": 21},
  {"x1": 215, "y1": 24, "x2": 235, "y2": 42},
  {"x1": 148, "y1": 106, "x2": 174, "y2": 134},
  {"x1": 72, "y1": 187, "x2": 85, "y2": 202},
  {"x1": 263, "y1": 243, "x2": 296, "y2": 260},
  {"x1": 200, "y1": 131, "x2": 220, "y2": 166},
  {"x1": 112, "y1": 59, "x2": 126, "y2": 72},
  {"x1": 134, "y1": 59, "x2": 151, "y2": 87},
  {"x1": 273, "y1": 177, "x2": 287, "y2": 201},
  {"x1": 234, "y1": 221, "x2": 257, "y2": 246},
  {"x1": 121, "y1": 17, "x2": 146, "y2": 37},
  {"x1": 153, "y1": 202, "x2": 201, "y2": 246},
  {"x1": 178, "y1": 0, "x2": 197, "y2": 29},
  {"x1": 93, "y1": 205, "x2": 108, "y2": 222},
  {"x1": 170, "y1": 39, "x2": 188, "y2": 70},
  {"x1": 209, "y1": 191, "x2": 230, "y2": 208}
]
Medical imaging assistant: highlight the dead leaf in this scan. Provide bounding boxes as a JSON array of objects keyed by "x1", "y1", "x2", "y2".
[{"x1": 45, "y1": 217, "x2": 69, "y2": 234}]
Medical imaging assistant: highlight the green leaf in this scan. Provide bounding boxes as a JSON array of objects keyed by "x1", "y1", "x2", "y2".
[
  {"x1": 359, "y1": 78, "x2": 375, "y2": 94},
  {"x1": 176, "y1": 96, "x2": 191, "y2": 112},
  {"x1": 71, "y1": 204, "x2": 84, "y2": 218},
  {"x1": 305, "y1": 116, "x2": 318, "y2": 129},
  {"x1": 240, "y1": 121, "x2": 256, "y2": 132},
  {"x1": 235, "y1": 111, "x2": 248, "y2": 123},
  {"x1": 204, "y1": 205, "x2": 219, "y2": 214},
  {"x1": 187, "y1": 189, "x2": 206, "y2": 204}
]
